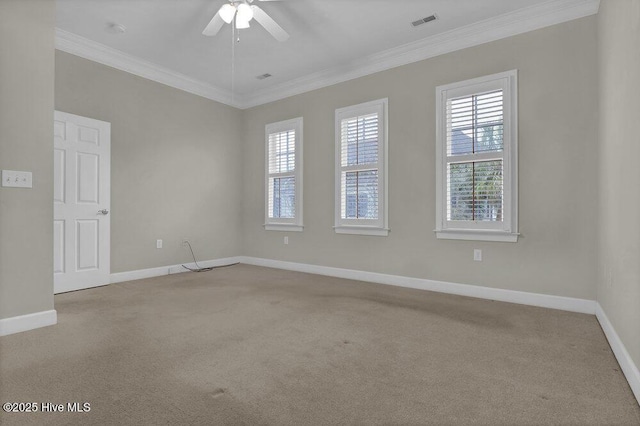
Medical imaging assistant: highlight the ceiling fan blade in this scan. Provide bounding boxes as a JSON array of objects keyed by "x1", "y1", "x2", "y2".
[
  {"x1": 202, "y1": 11, "x2": 225, "y2": 36},
  {"x1": 251, "y1": 5, "x2": 290, "y2": 42}
]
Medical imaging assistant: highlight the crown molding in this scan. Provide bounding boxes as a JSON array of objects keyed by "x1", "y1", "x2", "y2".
[
  {"x1": 55, "y1": 0, "x2": 599, "y2": 110},
  {"x1": 241, "y1": 0, "x2": 600, "y2": 108},
  {"x1": 54, "y1": 28, "x2": 240, "y2": 108}
]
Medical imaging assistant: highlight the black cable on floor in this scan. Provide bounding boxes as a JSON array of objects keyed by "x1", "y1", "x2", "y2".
[{"x1": 182, "y1": 241, "x2": 239, "y2": 272}]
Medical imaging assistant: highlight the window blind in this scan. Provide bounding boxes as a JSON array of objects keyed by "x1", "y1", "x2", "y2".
[
  {"x1": 340, "y1": 113, "x2": 379, "y2": 220},
  {"x1": 446, "y1": 90, "x2": 504, "y2": 222},
  {"x1": 268, "y1": 129, "x2": 296, "y2": 219}
]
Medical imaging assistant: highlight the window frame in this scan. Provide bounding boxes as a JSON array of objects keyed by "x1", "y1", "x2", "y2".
[
  {"x1": 264, "y1": 117, "x2": 303, "y2": 232},
  {"x1": 435, "y1": 70, "x2": 519, "y2": 242},
  {"x1": 334, "y1": 98, "x2": 389, "y2": 236}
]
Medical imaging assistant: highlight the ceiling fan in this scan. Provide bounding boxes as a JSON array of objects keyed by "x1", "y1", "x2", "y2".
[{"x1": 202, "y1": 0, "x2": 290, "y2": 42}]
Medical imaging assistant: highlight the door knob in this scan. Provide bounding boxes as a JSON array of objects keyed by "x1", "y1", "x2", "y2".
[{"x1": 98, "y1": 209, "x2": 109, "y2": 215}]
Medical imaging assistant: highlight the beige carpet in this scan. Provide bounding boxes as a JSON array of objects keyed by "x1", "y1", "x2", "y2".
[{"x1": 0, "y1": 264, "x2": 638, "y2": 425}]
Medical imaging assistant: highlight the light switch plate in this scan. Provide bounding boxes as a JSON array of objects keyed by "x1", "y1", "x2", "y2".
[{"x1": 2, "y1": 170, "x2": 32, "y2": 188}]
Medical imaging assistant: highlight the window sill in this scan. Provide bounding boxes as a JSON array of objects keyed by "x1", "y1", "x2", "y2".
[
  {"x1": 334, "y1": 226, "x2": 389, "y2": 237},
  {"x1": 435, "y1": 229, "x2": 519, "y2": 242},
  {"x1": 264, "y1": 224, "x2": 304, "y2": 232}
]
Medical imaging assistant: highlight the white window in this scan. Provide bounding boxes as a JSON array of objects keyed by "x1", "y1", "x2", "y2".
[
  {"x1": 435, "y1": 70, "x2": 518, "y2": 242},
  {"x1": 335, "y1": 99, "x2": 388, "y2": 236},
  {"x1": 265, "y1": 117, "x2": 303, "y2": 232}
]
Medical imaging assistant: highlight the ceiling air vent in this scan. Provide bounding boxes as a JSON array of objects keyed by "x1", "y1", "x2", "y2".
[
  {"x1": 256, "y1": 73, "x2": 272, "y2": 80},
  {"x1": 412, "y1": 14, "x2": 437, "y2": 27}
]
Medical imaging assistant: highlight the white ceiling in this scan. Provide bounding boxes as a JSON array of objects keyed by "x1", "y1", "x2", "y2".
[{"x1": 55, "y1": 0, "x2": 600, "y2": 108}]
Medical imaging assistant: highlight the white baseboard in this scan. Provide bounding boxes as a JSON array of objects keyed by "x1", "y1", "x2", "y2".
[
  {"x1": 238, "y1": 256, "x2": 596, "y2": 315},
  {"x1": 596, "y1": 303, "x2": 640, "y2": 405},
  {"x1": 110, "y1": 256, "x2": 242, "y2": 284},
  {"x1": 0, "y1": 310, "x2": 58, "y2": 337}
]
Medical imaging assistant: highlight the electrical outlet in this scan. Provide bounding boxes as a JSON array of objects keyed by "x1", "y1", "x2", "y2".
[
  {"x1": 473, "y1": 249, "x2": 482, "y2": 262},
  {"x1": 156, "y1": 239, "x2": 163, "y2": 249},
  {"x1": 284, "y1": 236, "x2": 289, "y2": 245}
]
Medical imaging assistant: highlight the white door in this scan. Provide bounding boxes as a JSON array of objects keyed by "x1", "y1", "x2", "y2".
[{"x1": 54, "y1": 111, "x2": 111, "y2": 294}]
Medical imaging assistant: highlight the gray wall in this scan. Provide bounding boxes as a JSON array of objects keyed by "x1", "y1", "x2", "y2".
[
  {"x1": 0, "y1": 0, "x2": 55, "y2": 319},
  {"x1": 597, "y1": 0, "x2": 640, "y2": 372},
  {"x1": 55, "y1": 52, "x2": 244, "y2": 273},
  {"x1": 242, "y1": 17, "x2": 599, "y2": 300}
]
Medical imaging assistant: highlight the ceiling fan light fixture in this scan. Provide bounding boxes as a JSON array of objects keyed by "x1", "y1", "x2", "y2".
[
  {"x1": 201, "y1": 0, "x2": 289, "y2": 40},
  {"x1": 235, "y1": 16, "x2": 251, "y2": 29},
  {"x1": 219, "y1": 4, "x2": 236, "y2": 24},
  {"x1": 236, "y1": 3, "x2": 254, "y2": 22}
]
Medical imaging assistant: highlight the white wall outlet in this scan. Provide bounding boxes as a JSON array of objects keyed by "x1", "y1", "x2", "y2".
[
  {"x1": 2, "y1": 170, "x2": 32, "y2": 188},
  {"x1": 284, "y1": 236, "x2": 289, "y2": 245},
  {"x1": 156, "y1": 239, "x2": 163, "y2": 249},
  {"x1": 474, "y1": 249, "x2": 482, "y2": 262}
]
